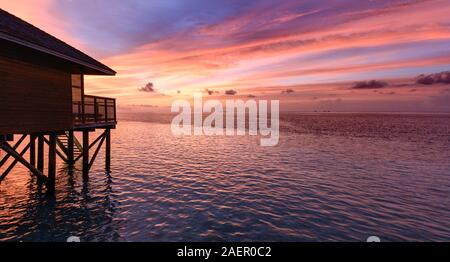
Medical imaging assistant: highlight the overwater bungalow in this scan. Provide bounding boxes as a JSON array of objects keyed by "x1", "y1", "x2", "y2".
[{"x1": 0, "y1": 9, "x2": 117, "y2": 193}]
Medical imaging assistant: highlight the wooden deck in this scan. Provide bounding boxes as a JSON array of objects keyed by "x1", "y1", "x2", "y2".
[{"x1": 73, "y1": 94, "x2": 117, "y2": 129}]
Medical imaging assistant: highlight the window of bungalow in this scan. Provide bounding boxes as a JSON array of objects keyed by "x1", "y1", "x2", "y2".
[{"x1": 72, "y1": 74, "x2": 83, "y2": 123}]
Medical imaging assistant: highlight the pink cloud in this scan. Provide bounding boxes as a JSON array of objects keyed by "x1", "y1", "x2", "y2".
[
  {"x1": 4, "y1": 0, "x2": 450, "y2": 112},
  {"x1": 0, "y1": 0, "x2": 86, "y2": 50}
]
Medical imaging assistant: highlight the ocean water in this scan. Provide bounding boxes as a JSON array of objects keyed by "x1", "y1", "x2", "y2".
[{"x1": 0, "y1": 113, "x2": 449, "y2": 242}]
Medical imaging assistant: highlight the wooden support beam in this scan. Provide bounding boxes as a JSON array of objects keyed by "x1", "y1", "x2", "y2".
[
  {"x1": 73, "y1": 153, "x2": 82, "y2": 163},
  {"x1": 0, "y1": 134, "x2": 27, "y2": 167},
  {"x1": 43, "y1": 137, "x2": 68, "y2": 163},
  {"x1": 37, "y1": 135, "x2": 44, "y2": 172},
  {"x1": 88, "y1": 131, "x2": 106, "y2": 171},
  {"x1": 0, "y1": 142, "x2": 48, "y2": 184},
  {"x1": 30, "y1": 134, "x2": 36, "y2": 167},
  {"x1": 88, "y1": 132, "x2": 105, "y2": 150},
  {"x1": 68, "y1": 131, "x2": 74, "y2": 166},
  {"x1": 0, "y1": 141, "x2": 31, "y2": 181},
  {"x1": 82, "y1": 130, "x2": 89, "y2": 179},
  {"x1": 56, "y1": 148, "x2": 68, "y2": 163},
  {"x1": 73, "y1": 133, "x2": 83, "y2": 151},
  {"x1": 56, "y1": 137, "x2": 68, "y2": 156},
  {"x1": 47, "y1": 134, "x2": 56, "y2": 193},
  {"x1": 73, "y1": 131, "x2": 105, "y2": 163},
  {"x1": 105, "y1": 129, "x2": 111, "y2": 171}
]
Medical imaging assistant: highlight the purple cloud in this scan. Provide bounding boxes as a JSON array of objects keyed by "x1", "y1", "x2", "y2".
[
  {"x1": 138, "y1": 82, "x2": 155, "y2": 92},
  {"x1": 205, "y1": 89, "x2": 219, "y2": 95},
  {"x1": 225, "y1": 89, "x2": 237, "y2": 95},
  {"x1": 281, "y1": 88, "x2": 295, "y2": 94},
  {"x1": 416, "y1": 71, "x2": 450, "y2": 85},
  {"x1": 352, "y1": 80, "x2": 387, "y2": 89}
]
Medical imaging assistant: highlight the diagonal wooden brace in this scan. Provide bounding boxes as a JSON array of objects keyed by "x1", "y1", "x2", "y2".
[{"x1": 0, "y1": 142, "x2": 48, "y2": 185}]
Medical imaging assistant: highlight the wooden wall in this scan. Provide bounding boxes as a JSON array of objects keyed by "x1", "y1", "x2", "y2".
[{"x1": 0, "y1": 55, "x2": 72, "y2": 134}]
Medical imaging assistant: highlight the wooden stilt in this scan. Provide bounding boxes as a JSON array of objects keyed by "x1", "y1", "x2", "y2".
[
  {"x1": 82, "y1": 130, "x2": 89, "y2": 179},
  {"x1": 1, "y1": 141, "x2": 31, "y2": 181},
  {"x1": 30, "y1": 134, "x2": 36, "y2": 167},
  {"x1": 105, "y1": 129, "x2": 111, "y2": 170},
  {"x1": 0, "y1": 134, "x2": 27, "y2": 167},
  {"x1": 1, "y1": 127, "x2": 114, "y2": 191},
  {"x1": 47, "y1": 133, "x2": 56, "y2": 193},
  {"x1": 73, "y1": 131, "x2": 105, "y2": 163},
  {"x1": 43, "y1": 136, "x2": 68, "y2": 162},
  {"x1": 68, "y1": 131, "x2": 74, "y2": 167},
  {"x1": 37, "y1": 135, "x2": 44, "y2": 172},
  {"x1": 88, "y1": 131, "x2": 106, "y2": 170},
  {"x1": 0, "y1": 142, "x2": 48, "y2": 184}
]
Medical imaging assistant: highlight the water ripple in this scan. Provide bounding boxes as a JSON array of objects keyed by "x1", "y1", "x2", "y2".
[{"x1": 0, "y1": 114, "x2": 449, "y2": 241}]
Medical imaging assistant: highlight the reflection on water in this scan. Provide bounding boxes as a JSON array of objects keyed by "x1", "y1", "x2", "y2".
[{"x1": 0, "y1": 113, "x2": 449, "y2": 241}]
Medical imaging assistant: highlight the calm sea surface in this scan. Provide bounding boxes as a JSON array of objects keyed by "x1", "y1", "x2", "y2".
[{"x1": 0, "y1": 113, "x2": 449, "y2": 241}]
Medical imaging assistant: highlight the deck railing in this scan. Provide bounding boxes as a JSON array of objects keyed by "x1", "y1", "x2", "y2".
[{"x1": 73, "y1": 95, "x2": 116, "y2": 126}]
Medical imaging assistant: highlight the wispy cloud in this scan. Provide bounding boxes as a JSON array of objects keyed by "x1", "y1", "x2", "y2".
[{"x1": 4, "y1": 0, "x2": 450, "y2": 111}]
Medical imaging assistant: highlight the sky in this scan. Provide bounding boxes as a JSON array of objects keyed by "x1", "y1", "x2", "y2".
[{"x1": 2, "y1": 0, "x2": 450, "y2": 112}]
